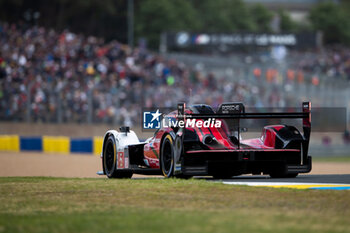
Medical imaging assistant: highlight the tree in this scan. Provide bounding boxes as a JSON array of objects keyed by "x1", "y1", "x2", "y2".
[
  {"x1": 192, "y1": 0, "x2": 255, "y2": 32},
  {"x1": 46, "y1": 0, "x2": 122, "y2": 41},
  {"x1": 0, "y1": 0, "x2": 280, "y2": 49},
  {"x1": 279, "y1": 10, "x2": 297, "y2": 32},
  {"x1": 135, "y1": 0, "x2": 201, "y2": 49},
  {"x1": 249, "y1": 4, "x2": 273, "y2": 33},
  {"x1": 135, "y1": 0, "x2": 270, "y2": 49},
  {"x1": 309, "y1": 1, "x2": 350, "y2": 45}
]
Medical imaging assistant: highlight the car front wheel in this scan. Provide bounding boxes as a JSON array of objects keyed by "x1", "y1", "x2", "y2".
[
  {"x1": 103, "y1": 135, "x2": 133, "y2": 179},
  {"x1": 160, "y1": 134, "x2": 174, "y2": 178}
]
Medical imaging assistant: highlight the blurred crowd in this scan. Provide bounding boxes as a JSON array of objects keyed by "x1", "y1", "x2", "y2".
[
  {"x1": 290, "y1": 47, "x2": 350, "y2": 81},
  {"x1": 0, "y1": 22, "x2": 349, "y2": 126}
]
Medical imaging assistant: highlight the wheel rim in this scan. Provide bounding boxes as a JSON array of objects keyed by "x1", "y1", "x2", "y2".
[
  {"x1": 162, "y1": 139, "x2": 173, "y2": 176},
  {"x1": 105, "y1": 140, "x2": 115, "y2": 174}
]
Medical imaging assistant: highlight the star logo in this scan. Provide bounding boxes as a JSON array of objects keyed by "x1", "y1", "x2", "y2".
[
  {"x1": 150, "y1": 109, "x2": 162, "y2": 122},
  {"x1": 143, "y1": 109, "x2": 162, "y2": 129}
]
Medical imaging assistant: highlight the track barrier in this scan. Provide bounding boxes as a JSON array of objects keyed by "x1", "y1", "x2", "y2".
[
  {"x1": 93, "y1": 137, "x2": 103, "y2": 156},
  {"x1": 0, "y1": 135, "x2": 104, "y2": 155},
  {"x1": 0, "y1": 135, "x2": 20, "y2": 152},
  {"x1": 43, "y1": 136, "x2": 70, "y2": 154}
]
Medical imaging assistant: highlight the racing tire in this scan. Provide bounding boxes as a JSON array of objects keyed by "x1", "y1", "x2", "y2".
[
  {"x1": 103, "y1": 135, "x2": 133, "y2": 179},
  {"x1": 160, "y1": 134, "x2": 174, "y2": 178}
]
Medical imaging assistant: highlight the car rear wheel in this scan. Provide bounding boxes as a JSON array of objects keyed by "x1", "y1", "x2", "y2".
[
  {"x1": 160, "y1": 134, "x2": 174, "y2": 178},
  {"x1": 103, "y1": 135, "x2": 133, "y2": 178}
]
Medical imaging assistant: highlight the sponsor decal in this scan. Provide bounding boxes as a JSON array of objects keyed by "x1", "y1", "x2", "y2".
[
  {"x1": 176, "y1": 32, "x2": 190, "y2": 46},
  {"x1": 162, "y1": 117, "x2": 221, "y2": 128},
  {"x1": 221, "y1": 104, "x2": 240, "y2": 112},
  {"x1": 124, "y1": 157, "x2": 129, "y2": 169},
  {"x1": 143, "y1": 109, "x2": 221, "y2": 129},
  {"x1": 143, "y1": 109, "x2": 162, "y2": 129},
  {"x1": 117, "y1": 152, "x2": 125, "y2": 169}
]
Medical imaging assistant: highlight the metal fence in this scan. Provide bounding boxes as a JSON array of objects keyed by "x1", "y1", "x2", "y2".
[
  {"x1": 1, "y1": 52, "x2": 350, "y2": 127},
  {"x1": 167, "y1": 52, "x2": 350, "y2": 121}
]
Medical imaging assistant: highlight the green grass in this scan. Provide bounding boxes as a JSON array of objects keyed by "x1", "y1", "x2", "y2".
[
  {"x1": 313, "y1": 156, "x2": 350, "y2": 162},
  {"x1": 0, "y1": 177, "x2": 349, "y2": 233}
]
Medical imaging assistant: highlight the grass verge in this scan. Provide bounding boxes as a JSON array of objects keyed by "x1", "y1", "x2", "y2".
[{"x1": 0, "y1": 177, "x2": 349, "y2": 233}]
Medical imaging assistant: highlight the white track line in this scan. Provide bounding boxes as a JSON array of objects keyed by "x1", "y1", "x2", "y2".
[{"x1": 223, "y1": 182, "x2": 350, "y2": 186}]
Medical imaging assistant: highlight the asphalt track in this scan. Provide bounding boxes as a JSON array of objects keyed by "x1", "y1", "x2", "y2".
[
  {"x1": 211, "y1": 174, "x2": 350, "y2": 184},
  {"x1": 1, "y1": 152, "x2": 350, "y2": 188}
]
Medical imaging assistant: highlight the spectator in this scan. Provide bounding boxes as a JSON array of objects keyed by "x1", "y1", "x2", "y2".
[{"x1": 1, "y1": 22, "x2": 349, "y2": 126}]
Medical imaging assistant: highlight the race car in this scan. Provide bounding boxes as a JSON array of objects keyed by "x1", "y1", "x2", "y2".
[{"x1": 98, "y1": 102, "x2": 312, "y2": 179}]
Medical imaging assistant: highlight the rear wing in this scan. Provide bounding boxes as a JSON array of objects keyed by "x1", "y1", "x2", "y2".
[
  {"x1": 178, "y1": 101, "x2": 311, "y2": 123},
  {"x1": 177, "y1": 102, "x2": 311, "y2": 150}
]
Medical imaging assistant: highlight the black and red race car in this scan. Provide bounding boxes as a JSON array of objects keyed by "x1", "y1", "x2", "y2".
[{"x1": 98, "y1": 102, "x2": 312, "y2": 178}]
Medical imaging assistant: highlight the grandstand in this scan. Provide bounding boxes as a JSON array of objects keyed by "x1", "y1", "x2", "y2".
[{"x1": 1, "y1": 22, "x2": 349, "y2": 128}]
